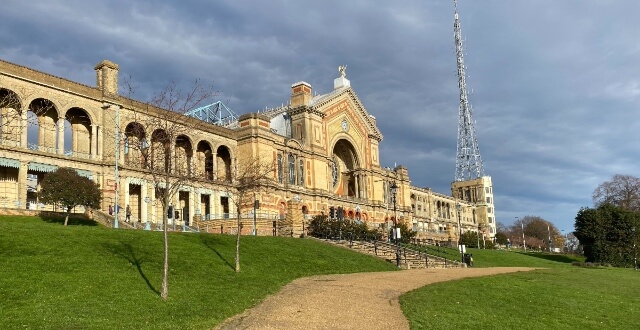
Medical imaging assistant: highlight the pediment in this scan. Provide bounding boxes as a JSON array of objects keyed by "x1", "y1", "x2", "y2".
[{"x1": 310, "y1": 87, "x2": 383, "y2": 142}]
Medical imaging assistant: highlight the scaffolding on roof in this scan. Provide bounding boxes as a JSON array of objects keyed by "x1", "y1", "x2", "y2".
[{"x1": 185, "y1": 101, "x2": 239, "y2": 128}]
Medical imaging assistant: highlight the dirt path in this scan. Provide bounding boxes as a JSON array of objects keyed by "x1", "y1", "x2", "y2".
[{"x1": 215, "y1": 267, "x2": 536, "y2": 330}]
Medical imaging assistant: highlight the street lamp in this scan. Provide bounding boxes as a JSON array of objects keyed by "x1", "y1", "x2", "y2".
[
  {"x1": 457, "y1": 202, "x2": 463, "y2": 263},
  {"x1": 633, "y1": 226, "x2": 637, "y2": 271},
  {"x1": 390, "y1": 181, "x2": 400, "y2": 267},
  {"x1": 547, "y1": 224, "x2": 552, "y2": 252},
  {"x1": 516, "y1": 216, "x2": 525, "y2": 252}
]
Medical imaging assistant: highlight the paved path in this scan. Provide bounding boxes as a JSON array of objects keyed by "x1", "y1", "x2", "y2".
[{"x1": 215, "y1": 267, "x2": 536, "y2": 330}]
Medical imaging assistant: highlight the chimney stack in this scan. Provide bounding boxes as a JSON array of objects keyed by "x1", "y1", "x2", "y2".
[{"x1": 95, "y1": 60, "x2": 119, "y2": 96}]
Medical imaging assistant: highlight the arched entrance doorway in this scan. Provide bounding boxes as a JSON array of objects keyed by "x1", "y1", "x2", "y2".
[{"x1": 331, "y1": 139, "x2": 360, "y2": 197}]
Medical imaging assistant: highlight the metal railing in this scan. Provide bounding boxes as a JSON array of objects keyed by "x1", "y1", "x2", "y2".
[
  {"x1": 64, "y1": 149, "x2": 92, "y2": 160},
  {"x1": 0, "y1": 138, "x2": 21, "y2": 148},
  {"x1": 27, "y1": 143, "x2": 57, "y2": 154}
]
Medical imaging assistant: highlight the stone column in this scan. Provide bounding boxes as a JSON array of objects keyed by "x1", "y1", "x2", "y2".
[
  {"x1": 17, "y1": 161, "x2": 28, "y2": 208},
  {"x1": 188, "y1": 189, "x2": 195, "y2": 226},
  {"x1": 57, "y1": 117, "x2": 65, "y2": 155},
  {"x1": 97, "y1": 126, "x2": 103, "y2": 160},
  {"x1": 212, "y1": 152, "x2": 217, "y2": 180},
  {"x1": 151, "y1": 188, "x2": 157, "y2": 225},
  {"x1": 170, "y1": 143, "x2": 176, "y2": 174},
  {"x1": 210, "y1": 190, "x2": 217, "y2": 218},
  {"x1": 355, "y1": 174, "x2": 360, "y2": 198},
  {"x1": 20, "y1": 109, "x2": 28, "y2": 148},
  {"x1": 140, "y1": 182, "x2": 148, "y2": 224},
  {"x1": 364, "y1": 174, "x2": 368, "y2": 199},
  {"x1": 91, "y1": 124, "x2": 98, "y2": 159},
  {"x1": 195, "y1": 189, "x2": 201, "y2": 216}
]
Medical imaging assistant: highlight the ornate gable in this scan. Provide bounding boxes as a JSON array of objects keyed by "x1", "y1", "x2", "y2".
[{"x1": 311, "y1": 87, "x2": 383, "y2": 142}]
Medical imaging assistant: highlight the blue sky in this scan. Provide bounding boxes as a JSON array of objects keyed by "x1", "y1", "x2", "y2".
[{"x1": 2, "y1": 0, "x2": 639, "y2": 233}]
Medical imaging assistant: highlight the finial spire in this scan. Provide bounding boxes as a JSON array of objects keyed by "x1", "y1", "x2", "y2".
[{"x1": 338, "y1": 65, "x2": 347, "y2": 78}]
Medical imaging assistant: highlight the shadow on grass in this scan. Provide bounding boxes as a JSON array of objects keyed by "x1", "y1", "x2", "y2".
[
  {"x1": 39, "y1": 213, "x2": 99, "y2": 226},
  {"x1": 102, "y1": 239, "x2": 160, "y2": 296},
  {"x1": 200, "y1": 235, "x2": 235, "y2": 271},
  {"x1": 520, "y1": 252, "x2": 579, "y2": 264}
]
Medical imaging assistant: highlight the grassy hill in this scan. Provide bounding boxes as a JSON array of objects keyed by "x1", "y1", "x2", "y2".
[
  {"x1": 400, "y1": 247, "x2": 640, "y2": 329},
  {"x1": 4, "y1": 215, "x2": 638, "y2": 329},
  {"x1": 0, "y1": 215, "x2": 396, "y2": 329}
]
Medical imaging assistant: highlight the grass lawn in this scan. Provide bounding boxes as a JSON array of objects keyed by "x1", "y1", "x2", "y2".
[
  {"x1": 400, "y1": 247, "x2": 640, "y2": 329},
  {"x1": 0, "y1": 215, "x2": 397, "y2": 329}
]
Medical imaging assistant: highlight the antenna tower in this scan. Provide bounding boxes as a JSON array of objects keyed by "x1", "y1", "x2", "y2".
[{"x1": 453, "y1": 0, "x2": 484, "y2": 181}]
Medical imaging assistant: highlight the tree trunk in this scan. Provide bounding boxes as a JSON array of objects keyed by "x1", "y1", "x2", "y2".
[
  {"x1": 161, "y1": 204, "x2": 169, "y2": 299},
  {"x1": 235, "y1": 207, "x2": 241, "y2": 272},
  {"x1": 64, "y1": 208, "x2": 71, "y2": 226}
]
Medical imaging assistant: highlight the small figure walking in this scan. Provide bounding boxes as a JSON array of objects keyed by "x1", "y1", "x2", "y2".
[
  {"x1": 108, "y1": 204, "x2": 113, "y2": 216},
  {"x1": 126, "y1": 205, "x2": 131, "y2": 223}
]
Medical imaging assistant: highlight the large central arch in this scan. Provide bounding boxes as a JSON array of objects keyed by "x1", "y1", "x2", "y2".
[{"x1": 331, "y1": 139, "x2": 360, "y2": 197}]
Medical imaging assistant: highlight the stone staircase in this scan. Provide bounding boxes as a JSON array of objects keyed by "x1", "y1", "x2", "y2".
[{"x1": 318, "y1": 238, "x2": 464, "y2": 269}]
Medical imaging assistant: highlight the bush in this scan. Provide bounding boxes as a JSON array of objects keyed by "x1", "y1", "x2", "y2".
[{"x1": 308, "y1": 215, "x2": 381, "y2": 241}]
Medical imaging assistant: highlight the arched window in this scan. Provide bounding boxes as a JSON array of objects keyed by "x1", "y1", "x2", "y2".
[
  {"x1": 277, "y1": 154, "x2": 283, "y2": 184},
  {"x1": 288, "y1": 154, "x2": 296, "y2": 185},
  {"x1": 298, "y1": 158, "x2": 304, "y2": 186}
]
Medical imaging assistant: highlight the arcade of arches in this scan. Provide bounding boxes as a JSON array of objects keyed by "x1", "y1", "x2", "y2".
[{"x1": 0, "y1": 58, "x2": 496, "y2": 242}]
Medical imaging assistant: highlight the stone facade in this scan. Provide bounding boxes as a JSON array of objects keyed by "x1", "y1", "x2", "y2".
[{"x1": 0, "y1": 58, "x2": 495, "y2": 241}]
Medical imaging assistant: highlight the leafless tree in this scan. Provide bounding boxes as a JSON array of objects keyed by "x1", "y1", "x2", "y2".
[
  {"x1": 593, "y1": 174, "x2": 640, "y2": 211},
  {"x1": 0, "y1": 87, "x2": 23, "y2": 145},
  {"x1": 220, "y1": 155, "x2": 274, "y2": 272},
  {"x1": 117, "y1": 78, "x2": 216, "y2": 299},
  {"x1": 512, "y1": 215, "x2": 561, "y2": 250}
]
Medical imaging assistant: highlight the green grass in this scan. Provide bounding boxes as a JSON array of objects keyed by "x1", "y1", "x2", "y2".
[
  {"x1": 400, "y1": 248, "x2": 640, "y2": 329},
  {"x1": 0, "y1": 215, "x2": 397, "y2": 329},
  {"x1": 409, "y1": 244, "x2": 585, "y2": 268}
]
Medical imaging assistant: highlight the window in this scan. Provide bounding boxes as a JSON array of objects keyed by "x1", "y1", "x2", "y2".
[
  {"x1": 486, "y1": 197, "x2": 492, "y2": 204},
  {"x1": 277, "y1": 154, "x2": 283, "y2": 183},
  {"x1": 488, "y1": 216, "x2": 493, "y2": 223},
  {"x1": 298, "y1": 158, "x2": 304, "y2": 186},
  {"x1": 488, "y1": 207, "x2": 493, "y2": 214},
  {"x1": 288, "y1": 154, "x2": 295, "y2": 185}
]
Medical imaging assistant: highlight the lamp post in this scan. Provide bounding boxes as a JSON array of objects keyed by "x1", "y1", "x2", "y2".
[
  {"x1": 457, "y1": 203, "x2": 463, "y2": 263},
  {"x1": 633, "y1": 226, "x2": 637, "y2": 271},
  {"x1": 547, "y1": 224, "x2": 552, "y2": 252},
  {"x1": 522, "y1": 222, "x2": 526, "y2": 251},
  {"x1": 144, "y1": 196, "x2": 151, "y2": 230},
  {"x1": 516, "y1": 216, "x2": 525, "y2": 251},
  {"x1": 390, "y1": 181, "x2": 400, "y2": 267},
  {"x1": 103, "y1": 103, "x2": 121, "y2": 229}
]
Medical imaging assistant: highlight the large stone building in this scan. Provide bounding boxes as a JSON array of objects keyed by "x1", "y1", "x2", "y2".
[{"x1": 0, "y1": 58, "x2": 496, "y2": 243}]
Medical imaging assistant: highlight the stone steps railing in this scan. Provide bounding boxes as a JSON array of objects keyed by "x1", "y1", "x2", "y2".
[{"x1": 318, "y1": 238, "x2": 464, "y2": 269}]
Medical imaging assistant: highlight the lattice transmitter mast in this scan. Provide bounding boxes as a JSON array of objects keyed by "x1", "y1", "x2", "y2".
[{"x1": 453, "y1": 0, "x2": 484, "y2": 181}]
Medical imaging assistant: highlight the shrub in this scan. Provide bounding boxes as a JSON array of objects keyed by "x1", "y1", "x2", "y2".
[{"x1": 308, "y1": 215, "x2": 381, "y2": 241}]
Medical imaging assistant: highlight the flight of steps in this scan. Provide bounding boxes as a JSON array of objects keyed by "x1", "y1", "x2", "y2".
[{"x1": 319, "y1": 238, "x2": 464, "y2": 269}]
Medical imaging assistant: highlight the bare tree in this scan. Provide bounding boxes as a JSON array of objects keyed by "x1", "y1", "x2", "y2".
[
  {"x1": 117, "y1": 78, "x2": 216, "y2": 299},
  {"x1": 220, "y1": 155, "x2": 274, "y2": 272},
  {"x1": 512, "y1": 215, "x2": 561, "y2": 250},
  {"x1": 593, "y1": 174, "x2": 640, "y2": 211},
  {"x1": 0, "y1": 87, "x2": 23, "y2": 146}
]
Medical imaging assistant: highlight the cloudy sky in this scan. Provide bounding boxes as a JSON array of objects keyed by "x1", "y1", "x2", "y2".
[{"x1": 2, "y1": 0, "x2": 638, "y2": 233}]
